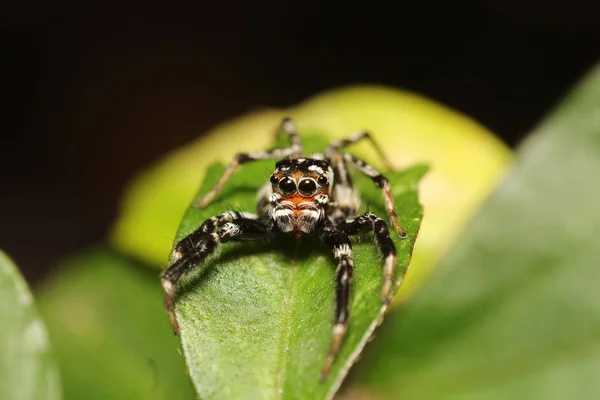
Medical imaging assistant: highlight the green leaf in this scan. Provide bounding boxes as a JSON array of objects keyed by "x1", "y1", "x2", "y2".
[
  {"x1": 169, "y1": 135, "x2": 426, "y2": 399},
  {"x1": 35, "y1": 248, "x2": 195, "y2": 400},
  {"x1": 0, "y1": 250, "x2": 61, "y2": 400},
  {"x1": 352, "y1": 65, "x2": 600, "y2": 398}
]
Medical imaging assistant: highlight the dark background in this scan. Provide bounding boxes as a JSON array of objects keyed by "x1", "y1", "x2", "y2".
[{"x1": 2, "y1": 2, "x2": 599, "y2": 285}]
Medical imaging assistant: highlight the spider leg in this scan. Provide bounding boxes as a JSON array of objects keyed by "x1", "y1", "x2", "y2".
[
  {"x1": 255, "y1": 182, "x2": 273, "y2": 218},
  {"x1": 162, "y1": 215, "x2": 273, "y2": 334},
  {"x1": 337, "y1": 213, "x2": 398, "y2": 303},
  {"x1": 325, "y1": 130, "x2": 393, "y2": 171},
  {"x1": 324, "y1": 152, "x2": 361, "y2": 223},
  {"x1": 342, "y1": 153, "x2": 407, "y2": 239},
  {"x1": 319, "y1": 223, "x2": 354, "y2": 380},
  {"x1": 194, "y1": 117, "x2": 303, "y2": 208},
  {"x1": 276, "y1": 117, "x2": 303, "y2": 158},
  {"x1": 192, "y1": 210, "x2": 259, "y2": 235}
]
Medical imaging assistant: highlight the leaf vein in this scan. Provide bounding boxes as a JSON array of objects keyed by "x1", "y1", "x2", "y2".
[{"x1": 275, "y1": 261, "x2": 298, "y2": 398}]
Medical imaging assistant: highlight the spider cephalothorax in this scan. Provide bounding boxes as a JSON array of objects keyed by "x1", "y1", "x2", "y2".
[
  {"x1": 161, "y1": 118, "x2": 407, "y2": 380},
  {"x1": 268, "y1": 158, "x2": 334, "y2": 236}
]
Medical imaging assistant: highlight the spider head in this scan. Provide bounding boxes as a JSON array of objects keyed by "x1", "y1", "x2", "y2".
[
  {"x1": 271, "y1": 158, "x2": 332, "y2": 196},
  {"x1": 269, "y1": 158, "x2": 333, "y2": 235}
]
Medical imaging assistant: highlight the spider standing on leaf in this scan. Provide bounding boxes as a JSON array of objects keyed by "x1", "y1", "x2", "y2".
[{"x1": 161, "y1": 118, "x2": 407, "y2": 380}]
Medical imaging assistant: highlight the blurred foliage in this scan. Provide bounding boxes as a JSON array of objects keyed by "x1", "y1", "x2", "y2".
[
  {"x1": 110, "y1": 85, "x2": 511, "y2": 302},
  {"x1": 8, "y1": 64, "x2": 600, "y2": 399},
  {"x1": 35, "y1": 248, "x2": 195, "y2": 400},
  {"x1": 169, "y1": 156, "x2": 424, "y2": 400},
  {"x1": 348, "y1": 64, "x2": 600, "y2": 399},
  {"x1": 0, "y1": 251, "x2": 61, "y2": 400}
]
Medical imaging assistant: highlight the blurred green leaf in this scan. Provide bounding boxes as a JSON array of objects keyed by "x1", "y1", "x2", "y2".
[
  {"x1": 0, "y1": 250, "x2": 61, "y2": 400},
  {"x1": 169, "y1": 134, "x2": 425, "y2": 400},
  {"x1": 353, "y1": 65, "x2": 600, "y2": 399},
  {"x1": 35, "y1": 248, "x2": 195, "y2": 400}
]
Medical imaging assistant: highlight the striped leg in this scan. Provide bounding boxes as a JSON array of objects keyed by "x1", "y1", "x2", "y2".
[
  {"x1": 325, "y1": 130, "x2": 393, "y2": 171},
  {"x1": 342, "y1": 153, "x2": 407, "y2": 239},
  {"x1": 337, "y1": 213, "x2": 398, "y2": 303},
  {"x1": 276, "y1": 117, "x2": 302, "y2": 158},
  {"x1": 194, "y1": 117, "x2": 302, "y2": 208},
  {"x1": 325, "y1": 153, "x2": 360, "y2": 223},
  {"x1": 161, "y1": 215, "x2": 272, "y2": 334},
  {"x1": 199, "y1": 211, "x2": 259, "y2": 234},
  {"x1": 319, "y1": 223, "x2": 354, "y2": 380}
]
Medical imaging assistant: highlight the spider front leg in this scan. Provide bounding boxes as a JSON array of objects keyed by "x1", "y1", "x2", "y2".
[
  {"x1": 194, "y1": 117, "x2": 302, "y2": 208},
  {"x1": 337, "y1": 213, "x2": 398, "y2": 303},
  {"x1": 319, "y1": 223, "x2": 354, "y2": 380},
  {"x1": 342, "y1": 153, "x2": 407, "y2": 239},
  {"x1": 161, "y1": 214, "x2": 273, "y2": 334},
  {"x1": 193, "y1": 210, "x2": 260, "y2": 237}
]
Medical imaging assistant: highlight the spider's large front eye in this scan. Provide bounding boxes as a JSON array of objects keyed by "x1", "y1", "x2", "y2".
[
  {"x1": 278, "y1": 177, "x2": 297, "y2": 194},
  {"x1": 298, "y1": 178, "x2": 317, "y2": 196}
]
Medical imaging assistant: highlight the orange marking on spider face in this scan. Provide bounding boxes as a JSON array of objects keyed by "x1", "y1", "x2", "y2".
[{"x1": 281, "y1": 194, "x2": 314, "y2": 207}]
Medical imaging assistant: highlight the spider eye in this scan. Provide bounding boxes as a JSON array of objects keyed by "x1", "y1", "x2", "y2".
[
  {"x1": 298, "y1": 179, "x2": 317, "y2": 195},
  {"x1": 270, "y1": 174, "x2": 278, "y2": 184},
  {"x1": 317, "y1": 176, "x2": 328, "y2": 186},
  {"x1": 278, "y1": 177, "x2": 296, "y2": 194}
]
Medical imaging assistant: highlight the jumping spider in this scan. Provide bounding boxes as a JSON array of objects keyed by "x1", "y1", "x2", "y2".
[{"x1": 161, "y1": 118, "x2": 407, "y2": 380}]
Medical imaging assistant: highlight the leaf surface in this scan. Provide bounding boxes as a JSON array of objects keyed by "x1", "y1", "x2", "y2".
[
  {"x1": 0, "y1": 250, "x2": 61, "y2": 400},
  {"x1": 170, "y1": 137, "x2": 425, "y2": 399},
  {"x1": 352, "y1": 64, "x2": 600, "y2": 399},
  {"x1": 36, "y1": 248, "x2": 196, "y2": 400}
]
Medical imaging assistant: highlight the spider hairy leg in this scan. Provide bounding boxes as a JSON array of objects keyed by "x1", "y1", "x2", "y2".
[
  {"x1": 197, "y1": 211, "x2": 259, "y2": 234},
  {"x1": 194, "y1": 117, "x2": 303, "y2": 208},
  {"x1": 194, "y1": 152, "x2": 270, "y2": 208},
  {"x1": 342, "y1": 153, "x2": 407, "y2": 239},
  {"x1": 161, "y1": 214, "x2": 273, "y2": 334},
  {"x1": 325, "y1": 152, "x2": 361, "y2": 223},
  {"x1": 279, "y1": 117, "x2": 302, "y2": 158},
  {"x1": 325, "y1": 130, "x2": 394, "y2": 171},
  {"x1": 337, "y1": 213, "x2": 398, "y2": 303},
  {"x1": 319, "y1": 223, "x2": 354, "y2": 381}
]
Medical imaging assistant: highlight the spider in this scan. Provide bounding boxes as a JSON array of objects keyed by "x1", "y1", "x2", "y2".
[{"x1": 161, "y1": 118, "x2": 407, "y2": 380}]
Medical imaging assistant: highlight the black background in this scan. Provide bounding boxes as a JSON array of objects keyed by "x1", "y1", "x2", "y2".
[{"x1": 2, "y1": 2, "x2": 599, "y2": 284}]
